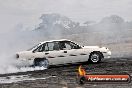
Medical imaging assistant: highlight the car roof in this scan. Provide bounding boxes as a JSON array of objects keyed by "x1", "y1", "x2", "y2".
[{"x1": 40, "y1": 39, "x2": 71, "y2": 44}]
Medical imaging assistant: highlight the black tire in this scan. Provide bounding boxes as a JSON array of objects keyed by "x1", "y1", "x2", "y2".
[
  {"x1": 34, "y1": 58, "x2": 49, "y2": 68},
  {"x1": 89, "y1": 52, "x2": 102, "y2": 63}
]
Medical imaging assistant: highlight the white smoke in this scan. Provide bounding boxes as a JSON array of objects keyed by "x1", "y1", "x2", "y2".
[
  {"x1": 0, "y1": 46, "x2": 46, "y2": 74},
  {"x1": 0, "y1": 29, "x2": 47, "y2": 74},
  {"x1": 0, "y1": 13, "x2": 132, "y2": 74}
]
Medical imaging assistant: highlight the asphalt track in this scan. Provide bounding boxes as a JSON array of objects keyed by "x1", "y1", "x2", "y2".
[{"x1": 0, "y1": 57, "x2": 132, "y2": 88}]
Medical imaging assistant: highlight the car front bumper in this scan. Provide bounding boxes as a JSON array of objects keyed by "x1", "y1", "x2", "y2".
[{"x1": 103, "y1": 51, "x2": 111, "y2": 59}]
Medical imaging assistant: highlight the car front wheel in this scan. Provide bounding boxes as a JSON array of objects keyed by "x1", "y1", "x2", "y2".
[{"x1": 89, "y1": 52, "x2": 102, "y2": 63}]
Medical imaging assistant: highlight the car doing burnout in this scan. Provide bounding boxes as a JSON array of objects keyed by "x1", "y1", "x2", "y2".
[{"x1": 16, "y1": 39, "x2": 111, "y2": 68}]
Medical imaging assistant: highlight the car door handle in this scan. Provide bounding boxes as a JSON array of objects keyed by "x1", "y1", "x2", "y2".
[
  {"x1": 45, "y1": 53, "x2": 49, "y2": 55},
  {"x1": 64, "y1": 51, "x2": 67, "y2": 53}
]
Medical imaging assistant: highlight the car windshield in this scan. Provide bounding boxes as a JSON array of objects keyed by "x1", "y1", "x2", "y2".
[{"x1": 27, "y1": 43, "x2": 41, "y2": 51}]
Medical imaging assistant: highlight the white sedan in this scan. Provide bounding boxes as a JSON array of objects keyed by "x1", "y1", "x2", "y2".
[{"x1": 16, "y1": 39, "x2": 111, "y2": 68}]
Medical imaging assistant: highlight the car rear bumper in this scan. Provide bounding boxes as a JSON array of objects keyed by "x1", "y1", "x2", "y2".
[{"x1": 16, "y1": 58, "x2": 34, "y2": 67}]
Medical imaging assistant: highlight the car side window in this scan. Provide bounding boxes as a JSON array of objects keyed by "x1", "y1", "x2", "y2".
[
  {"x1": 69, "y1": 42, "x2": 81, "y2": 49},
  {"x1": 65, "y1": 43, "x2": 71, "y2": 50},
  {"x1": 45, "y1": 44, "x2": 48, "y2": 51},
  {"x1": 47, "y1": 42, "x2": 59, "y2": 51},
  {"x1": 38, "y1": 44, "x2": 43, "y2": 52},
  {"x1": 33, "y1": 44, "x2": 45, "y2": 52},
  {"x1": 35, "y1": 43, "x2": 47, "y2": 52},
  {"x1": 59, "y1": 41, "x2": 73, "y2": 50},
  {"x1": 47, "y1": 42, "x2": 54, "y2": 51}
]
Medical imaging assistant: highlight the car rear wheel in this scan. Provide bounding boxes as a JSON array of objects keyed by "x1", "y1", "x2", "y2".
[
  {"x1": 34, "y1": 58, "x2": 49, "y2": 68},
  {"x1": 89, "y1": 52, "x2": 102, "y2": 63}
]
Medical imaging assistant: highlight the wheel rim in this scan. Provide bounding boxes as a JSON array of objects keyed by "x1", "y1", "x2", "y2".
[
  {"x1": 91, "y1": 54, "x2": 99, "y2": 63},
  {"x1": 39, "y1": 60, "x2": 49, "y2": 68}
]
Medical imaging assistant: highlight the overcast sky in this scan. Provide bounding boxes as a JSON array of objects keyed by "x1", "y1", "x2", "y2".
[{"x1": 0, "y1": 0, "x2": 132, "y2": 33}]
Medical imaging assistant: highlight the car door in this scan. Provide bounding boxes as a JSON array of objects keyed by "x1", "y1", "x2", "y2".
[
  {"x1": 45, "y1": 41, "x2": 72, "y2": 65},
  {"x1": 33, "y1": 41, "x2": 69, "y2": 65},
  {"x1": 69, "y1": 42, "x2": 88, "y2": 62},
  {"x1": 62, "y1": 41, "x2": 88, "y2": 63},
  {"x1": 32, "y1": 42, "x2": 60, "y2": 65},
  {"x1": 58, "y1": 41, "x2": 73, "y2": 64},
  {"x1": 44, "y1": 42, "x2": 60, "y2": 65}
]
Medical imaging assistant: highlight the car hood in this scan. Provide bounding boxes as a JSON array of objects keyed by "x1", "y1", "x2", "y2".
[{"x1": 83, "y1": 46, "x2": 110, "y2": 52}]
